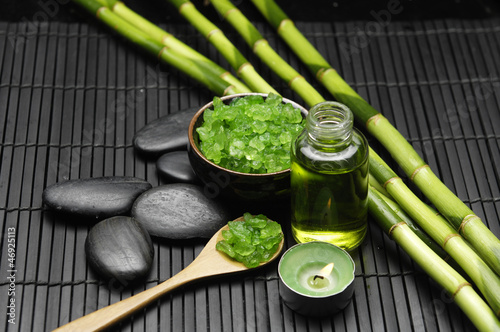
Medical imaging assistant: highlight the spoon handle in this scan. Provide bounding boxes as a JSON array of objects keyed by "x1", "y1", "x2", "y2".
[{"x1": 53, "y1": 268, "x2": 196, "y2": 332}]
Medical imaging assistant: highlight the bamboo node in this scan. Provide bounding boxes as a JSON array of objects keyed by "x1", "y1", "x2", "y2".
[
  {"x1": 207, "y1": 28, "x2": 223, "y2": 41},
  {"x1": 366, "y1": 113, "x2": 383, "y2": 128},
  {"x1": 278, "y1": 18, "x2": 294, "y2": 33},
  {"x1": 96, "y1": 7, "x2": 107, "y2": 19},
  {"x1": 219, "y1": 71, "x2": 231, "y2": 79},
  {"x1": 113, "y1": 1, "x2": 124, "y2": 11},
  {"x1": 315, "y1": 68, "x2": 325, "y2": 81},
  {"x1": 410, "y1": 164, "x2": 430, "y2": 182},
  {"x1": 237, "y1": 62, "x2": 252, "y2": 75},
  {"x1": 442, "y1": 233, "x2": 461, "y2": 249},
  {"x1": 452, "y1": 282, "x2": 472, "y2": 299},
  {"x1": 157, "y1": 46, "x2": 168, "y2": 60},
  {"x1": 288, "y1": 75, "x2": 305, "y2": 88},
  {"x1": 388, "y1": 221, "x2": 406, "y2": 238},
  {"x1": 316, "y1": 67, "x2": 336, "y2": 82},
  {"x1": 223, "y1": 85, "x2": 235, "y2": 96},
  {"x1": 224, "y1": 8, "x2": 240, "y2": 19},
  {"x1": 383, "y1": 177, "x2": 400, "y2": 189},
  {"x1": 458, "y1": 214, "x2": 480, "y2": 235},
  {"x1": 253, "y1": 39, "x2": 268, "y2": 53},
  {"x1": 179, "y1": 1, "x2": 194, "y2": 14},
  {"x1": 161, "y1": 34, "x2": 174, "y2": 45}
]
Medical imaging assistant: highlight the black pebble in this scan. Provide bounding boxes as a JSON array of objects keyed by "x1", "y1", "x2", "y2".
[
  {"x1": 133, "y1": 107, "x2": 199, "y2": 155},
  {"x1": 132, "y1": 183, "x2": 231, "y2": 239},
  {"x1": 156, "y1": 151, "x2": 201, "y2": 184},
  {"x1": 42, "y1": 176, "x2": 152, "y2": 219},
  {"x1": 85, "y1": 216, "x2": 154, "y2": 287}
]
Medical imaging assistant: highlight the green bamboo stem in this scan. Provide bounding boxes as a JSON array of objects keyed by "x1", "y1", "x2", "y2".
[
  {"x1": 206, "y1": 0, "x2": 464, "y2": 275},
  {"x1": 367, "y1": 115, "x2": 500, "y2": 276},
  {"x1": 370, "y1": 148, "x2": 500, "y2": 317},
  {"x1": 105, "y1": 1, "x2": 251, "y2": 93},
  {"x1": 250, "y1": 0, "x2": 380, "y2": 121},
  {"x1": 379, "y1": 191, "x2": 450, "y2": 261},
  {"x1": 370, "y1": 175, "x2": 467, "y2": 274},
  {"x1": 167, "y1": 0, "x2": 277, "y2": 95},
  {"x1": 368, "y1": 187, "x2": 500, "y2": 332},
  {"x1": 369, "y1": 174, "x2": 390, "y2": 198},
  {"x1": 206, "y1": 0, "x2": 451, "y2": 262},
  {"x1": 72, "y1": 0, "x2": 240, "y2": 96},
  {"x1": 176, "y1": 0, "x2": 461, "y2": 275},
  {"x1": 251, "y1": 0, "x2": 500, "y2": 276},
  {"x1": 207, "y1": 0, "x2": 461, "y2": 269},
  {"x1": 207, "y1": 0, "x2": 475, "y2": 275},
  {"x1": 209, "y1": 0, "x2": 324, "y2": 107}
]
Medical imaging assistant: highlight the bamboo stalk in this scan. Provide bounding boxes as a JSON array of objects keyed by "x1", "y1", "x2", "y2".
[
  {"x1": 369, "y1": 174, "x2": 390, "y2": 197},
  {"x1": 72, "y1": 0, "x2": 242, "y2": 96},
  {"x1": 203, "y1": 0, "x2": 472, "y2": 271},
  {"x1": 369, "y1": 148, "x2": 500, "y2": 316},
  {"x1": 368, "y1": 187, "x2": 500, "y2": 332},
  {"x1": 206, "y1": 0, "x2": 470, "y2": 271},
  {"x1": 167, "y1": 0, "x2": 278, "y2": 95},
  {"x1": 105, "y1": 0, "x2": 251, "y2": 93},
  {"x1": 208, "y1": 0, "x2": 465, "y2": 272},
  {"x1": 251, "y1": 0, "x2": 500, "y2": 276},
  {"x1": 209, "y1": 0, "x2": 324, "y2": 107},
  {"x1": 370, "y1": 174, "x2": 467, "y2": 276},
  {"x1": 378, "y1": 190, "x2": 450, "y2": 261}
]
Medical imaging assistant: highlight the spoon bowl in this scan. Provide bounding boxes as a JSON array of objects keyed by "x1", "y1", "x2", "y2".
[{"x1": 54, "y1": 216, "x2": 284, "y2": 331}]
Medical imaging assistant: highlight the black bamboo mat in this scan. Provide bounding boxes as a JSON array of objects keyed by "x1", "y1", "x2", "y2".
[{"x1": 1, "y1": 14, "x2": 500, "y2": 332}]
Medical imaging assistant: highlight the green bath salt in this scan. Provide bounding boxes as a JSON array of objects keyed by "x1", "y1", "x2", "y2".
[{"x1": 197, "y1": 93, "x2": 305, "y2": 174}]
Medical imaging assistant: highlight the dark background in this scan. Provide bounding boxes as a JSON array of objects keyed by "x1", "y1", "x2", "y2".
[{"x1": 2, "y1": 0, "x2": 500, "y2": 23}]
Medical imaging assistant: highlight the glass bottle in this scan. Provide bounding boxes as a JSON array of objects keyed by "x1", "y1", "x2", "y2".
[{"x1": 290, "y1": 101, "x2": 369, "y2": 251}]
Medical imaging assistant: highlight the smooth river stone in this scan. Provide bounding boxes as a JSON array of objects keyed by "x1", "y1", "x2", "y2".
[
  {"x1": 85, "y1": 216, "x2": 154, "y2": 286},
  {"x1": 156, "y1": 151, "x2": 201, "y2": 184},
  {"x1": 133, "y1": 107, "x2": 199, "y2": 155},
  {"x1": 42, "y1": 176, "x2": 152, "y2": 219},
  {"x1": 132, "y1": 183, "x2": 231, "y2": 239}
]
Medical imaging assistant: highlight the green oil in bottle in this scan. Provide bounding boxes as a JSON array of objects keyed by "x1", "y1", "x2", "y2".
[{"x1": 290, "y1": 102, "x2": 369, "y2": 251}]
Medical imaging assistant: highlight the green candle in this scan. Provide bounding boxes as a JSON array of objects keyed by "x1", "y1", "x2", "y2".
[{"x1": 278, "y1": 242, "x2": 355, "y2": 316}]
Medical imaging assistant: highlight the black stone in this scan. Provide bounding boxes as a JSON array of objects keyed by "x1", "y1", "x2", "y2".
[
  {"x1": 132, "y1": 184, "x2": 231, "y2": 239},
  {"x1": 133, "y1": 107, "x2": 199, "y2": 155},
  {"x1": 85, "y1": 216, "x2": 154, "y2": 286},
  {"x1": 42, "y1": 176, "x2": 152, "y2": 219},
  {"x1": 156, "y1": 151, "x2": 201, "y2": 184}
]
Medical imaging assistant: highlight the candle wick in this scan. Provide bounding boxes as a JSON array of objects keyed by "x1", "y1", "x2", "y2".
[{"x1": 313, "y1": 275, "x2": 324, "y2": 280}]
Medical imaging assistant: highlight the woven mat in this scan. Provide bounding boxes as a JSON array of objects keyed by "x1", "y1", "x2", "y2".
[{"x1": 1, "y1": 16, "x2": 499, "y2": 332}]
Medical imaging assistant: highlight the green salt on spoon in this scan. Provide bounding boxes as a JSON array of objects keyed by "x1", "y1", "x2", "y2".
[{"x1": 216, "y1": 212, "x2": 283, "y2": 268}]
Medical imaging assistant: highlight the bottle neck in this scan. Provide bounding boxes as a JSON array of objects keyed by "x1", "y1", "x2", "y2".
[{"x1": 306, "y1": 102, "x2": 354, "y2": 150}]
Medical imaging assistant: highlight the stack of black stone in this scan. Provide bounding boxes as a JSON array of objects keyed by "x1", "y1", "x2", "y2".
[{"x1": 42, "y1": 108, "x2": 231, "y2": 287}]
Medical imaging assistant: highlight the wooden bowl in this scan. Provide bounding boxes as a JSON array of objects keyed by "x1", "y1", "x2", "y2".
[{"x1": 187, "y1": 93, "x2": 307, "y2": 201}]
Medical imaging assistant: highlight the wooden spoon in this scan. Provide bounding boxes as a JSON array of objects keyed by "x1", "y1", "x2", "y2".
[{"x1": 54, "y1": 217, "x2": 284, "y2": 331}]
